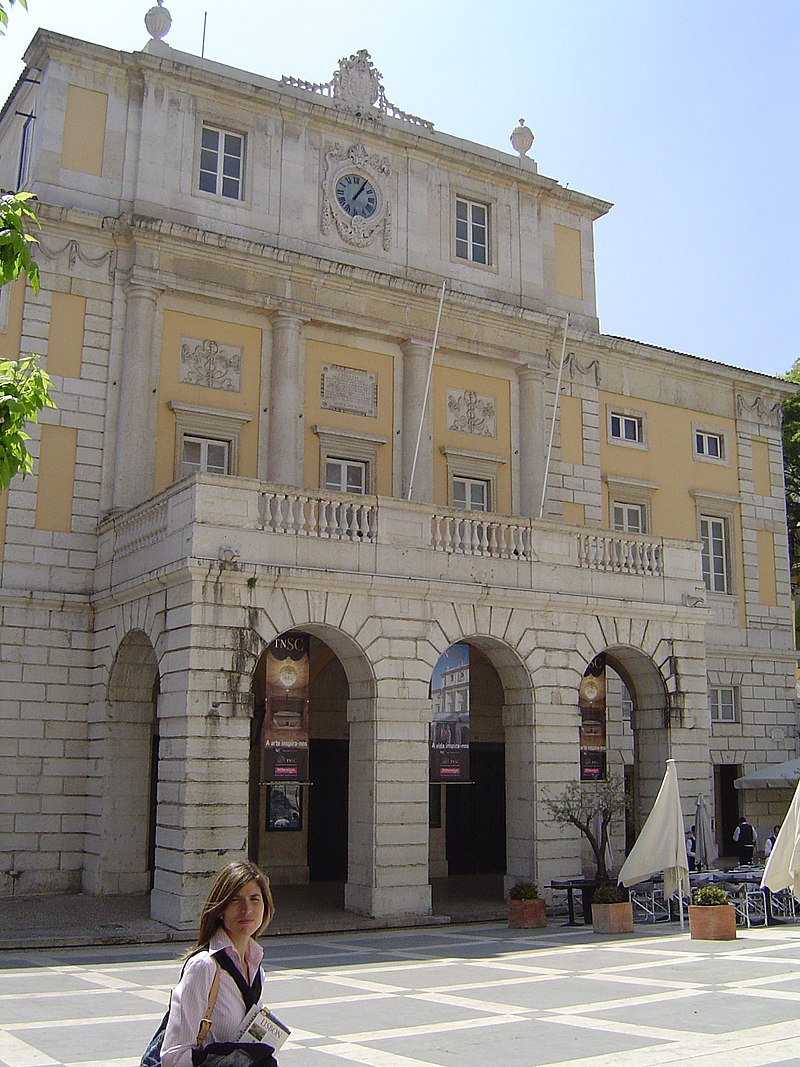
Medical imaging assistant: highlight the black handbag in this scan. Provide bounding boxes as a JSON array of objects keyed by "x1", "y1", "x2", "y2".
[{"x1": 192, "y1": 1043, "x2": 278, "y2": 1067}]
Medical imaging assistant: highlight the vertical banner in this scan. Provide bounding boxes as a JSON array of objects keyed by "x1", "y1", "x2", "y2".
[
  {"x1": 430, "y1": 643, "x2": 470, "y2": 782},
  {"x1": 262, "y1": 633, "x2": 310, "y2": 783},
  {"x1": 579, "y1": 653, "x2": 607, "y2": 780}
]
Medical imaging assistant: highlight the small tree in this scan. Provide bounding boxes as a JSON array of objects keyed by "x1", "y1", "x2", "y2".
[{"x1": 543, "y1": 776, "x2": 628, "y2": 885}]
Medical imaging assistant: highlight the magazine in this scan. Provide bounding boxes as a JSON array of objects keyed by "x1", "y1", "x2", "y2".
[{"x1": 235, "y1": 1003, "x2": 291, "y2": 1050}]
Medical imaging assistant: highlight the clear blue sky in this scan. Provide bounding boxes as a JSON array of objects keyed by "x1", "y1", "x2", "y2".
[{"x1": 2, "y1": 0, "x2": 798, "y2": 378}]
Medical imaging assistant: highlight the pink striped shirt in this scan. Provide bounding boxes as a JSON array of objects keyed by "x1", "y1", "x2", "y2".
[{"x1": 161, "y1": 929, "x2": 266, "y2": 1067}]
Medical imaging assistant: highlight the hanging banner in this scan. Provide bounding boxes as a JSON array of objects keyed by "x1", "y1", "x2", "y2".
[
  {"x1": 262, "y1": 633, "x2": 310, "y2": 783},
  {"x1": 580, "y1": 653, "x2": 607, "y2": 780},
  {"x1": 430, "y1": 643, "x2": 470, "y2": 782}
]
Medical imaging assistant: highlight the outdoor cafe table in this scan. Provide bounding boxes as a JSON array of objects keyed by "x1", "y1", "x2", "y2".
[{"x1": 549, "y1": 877, "x2": 596, "y2": 926}]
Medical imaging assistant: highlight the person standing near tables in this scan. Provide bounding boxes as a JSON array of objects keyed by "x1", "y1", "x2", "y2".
[
  {"x1": 686, "y1": 825, "x2": 697, "y2": 871},
  {"x1": 765, "y1": 824, "x2": 781, "y2": 858},
  {"x1": 733, "y1": 816, "x2": 757, "y2": 864}
]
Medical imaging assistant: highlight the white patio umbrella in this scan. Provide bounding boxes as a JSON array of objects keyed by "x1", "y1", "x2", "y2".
[
  {"x1": 762, "y1": 777, "x2": 800, "y2": 900},
  {"x1": 694, "y1": 793, "x2": 717, "y2": 870},
  {"x1": 618, "y1": 759, "x2": 690, "y2": 926}
]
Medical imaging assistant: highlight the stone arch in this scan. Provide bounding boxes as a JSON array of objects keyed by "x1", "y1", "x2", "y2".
[{"x1": 88, "y1": 628, "x2": 160, "y2": 895}]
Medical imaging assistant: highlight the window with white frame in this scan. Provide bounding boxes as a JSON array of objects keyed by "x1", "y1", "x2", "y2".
[
  {"x1": 700, "y1": 514, "x2": 731, "y2": 593},
  {"x1": 455, "y1": 196, "x2": 490, "y2": 265},
  {"x1": 609, "y1": 410, "x2": 645, "y2": 445},
  {"x1": 325, "y1": 458, "x2": 367, "y2": 494},
  {"x1": 710, "y1": 686, "x2": 737, "y2": 722},
  {"x1": 695, "y1": 428, "x2": 726, "y2": 462},
  {"x1": 453, "y1": 475, "x2": 489, "y2": 512},
  {"x1": 182, "y1": 436, "x2": 229, "y2": 476},
  {"x1": 199, "y1": 124, "x2": 244, "y2": 199},
  {"x1": 622, "y1": 684, "x2": 633, "y2": 723},
  {"x1": 17, "y1": 112, "x2": 34, "y2": 188},
  {"x1": 168, "y1": 400, "x2": 251, "y2": 482},
  {"x1": 612, "y1": 501, "x2": 646, "y2": 534}
]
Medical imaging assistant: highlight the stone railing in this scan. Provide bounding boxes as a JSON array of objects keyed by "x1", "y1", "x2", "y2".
[
  {"x1": 431, "y1": 513, "x2": 534, "y2": 561},
  {"x1": 112, "y1": 499, "x2": 169, "y2": 559},
  {"x1": 577, "y1": 533, "x2": 664, "y2": 577},
  {"x1": 258, "y1": 488, "x2": 377, "y2": 542}
]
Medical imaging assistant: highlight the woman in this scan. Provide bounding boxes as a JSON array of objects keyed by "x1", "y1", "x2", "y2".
[{"x1": 161, "y1": 860, "x2": 277, "y2": 1067}]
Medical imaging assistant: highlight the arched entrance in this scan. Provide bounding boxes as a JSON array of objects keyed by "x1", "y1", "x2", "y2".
[
  {"x1": 248, "y1": 631, "x2": 351, "y2": 888},
  {"x1": 91, "y1": 630, "x2": 160, "y2": 894}
]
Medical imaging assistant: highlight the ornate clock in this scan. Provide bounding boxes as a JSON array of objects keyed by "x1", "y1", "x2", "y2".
[{"x1": 322, "y1": 143, "x2": 391, "y2": 250}]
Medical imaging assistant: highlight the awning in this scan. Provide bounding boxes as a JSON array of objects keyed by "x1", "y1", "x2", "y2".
[{"x1": 734, "y1": 758, "x2": 800, "y2": 790}]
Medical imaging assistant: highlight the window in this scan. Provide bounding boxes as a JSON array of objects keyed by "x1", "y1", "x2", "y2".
[
  {"x1": 325, "y1": 458, "x2": 366, "y2": 494},
  {"x1": 710, "y1": 686, "x2": 737, "y2": 722},
  {"x1": 199, "y1": 124, "x2": 244, "y2": 199},
  {"x1": 455, "y1": 197, "x2": 490, "y2": 264},
  {"x1": 453, "y1": 476, "x2": 489, "y2": 512},
  {"x1": 700, "y1": 514, "x2": 731, "y2": 593},
  {"x1": 182, "y1": 436, "x2": 229, "y2": 476},
  {"x1": 168, "y1": 400, "x2": 252, "y2": 482},
  {"x1": 17, "y1": 112, "x2": 34, "y2": 188},
  {"x1": 609, "y1": 411, "x2": 644, "y2": 445},
  {"x1": 695, "y1": 428, "x2": 726, "y2": 462},
  {"x1": 612, "y1": 501, "x2": 646, "y2": 534}
]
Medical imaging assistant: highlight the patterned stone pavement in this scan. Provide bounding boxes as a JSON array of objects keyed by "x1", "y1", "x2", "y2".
[{"x1": 2, "y1": 922, "x2": 800, "y2": 1067}]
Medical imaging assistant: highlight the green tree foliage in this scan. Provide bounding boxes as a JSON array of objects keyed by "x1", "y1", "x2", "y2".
[
  {"x1": 0, "y1": 356, "x2": 54, "y2": 484},
  {"x1": 0, "y1": 0, "x2": 26, "y2": 35},
  {"x1": 0, "y1": 191, "x2": 39, "y2": 292},
  {"x1": 543, "y1": 776, "x2": 628, "y2": 885}
]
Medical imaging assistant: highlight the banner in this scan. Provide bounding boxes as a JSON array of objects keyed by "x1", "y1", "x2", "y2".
[
  {"x1": 430, "y1": 643, "x2": 470, "y2": 782},
  {"x1": 579, "y1": 653, "x2": 607, "y2": 780},
  {"x1": 262, "y1": 632, "x2": 310, "y2": 783}
]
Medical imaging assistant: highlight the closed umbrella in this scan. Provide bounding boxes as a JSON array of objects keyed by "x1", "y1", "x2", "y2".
[
  {"x1": 762, "y1": 777, "x2": 800, "y2": 900},
  {"x1": 694, "y1": 793, "x2": 717, "y2": 871},
  {"x1": 618, "y1": 759, "x2": 690, "y2": 926}
]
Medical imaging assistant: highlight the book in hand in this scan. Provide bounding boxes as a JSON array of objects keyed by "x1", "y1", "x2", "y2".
[{"x1": 235, "y1": 1004, "x2": 291, "y2": 1050}]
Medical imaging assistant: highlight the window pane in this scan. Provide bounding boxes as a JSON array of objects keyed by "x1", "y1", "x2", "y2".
[
  {"x1": 611, "y1": 414, "x2": 621, "y2": 438},
  {"x1": 206, "y1": 443, "x2": 228, "y2": 474},
  {"x1": 221, "y1": 177, "x2": 240, "y2": 198},
  {"x1": 326, "y1": 460, "x2": 343, "y2": 491},
  {"x1": 456, "y1": 200, "x2": 468, "y2": 221},
  {"x1": 345, "y1": 463, "x2": 365, "y2": 493},
  {"x1": 182, "y1": 439, "x2": 202, "y2": 473},
  {"x1": 453, "y1": 479, "x2": 467, "y2": 508},
  {"x1": 201, "y1": 127, "x2": 219, "y2": 150},
  {"x1": 469, "y1": 481, "x2": 488, "y2": 510}
]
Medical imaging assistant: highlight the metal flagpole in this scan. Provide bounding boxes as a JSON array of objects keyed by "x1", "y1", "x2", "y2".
[
  {"x1": 538, "y1": 313, "x2": 569, "y2": 520},
  {"x1": 407, "y1": 280, "x2": 447, "y2": 501}
]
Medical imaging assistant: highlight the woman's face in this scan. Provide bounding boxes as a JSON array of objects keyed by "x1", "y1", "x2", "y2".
[{"x1": 221, "y1": 879, "x2": 265, "y2": 941}]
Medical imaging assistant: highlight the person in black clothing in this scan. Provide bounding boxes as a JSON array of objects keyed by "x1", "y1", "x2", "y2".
[
  {"x1": 732, "y1": 816, "x2": 757, "y2": 864},
  {"x1": 686, "y1": 825, "x2": 697, "y2": 871}
]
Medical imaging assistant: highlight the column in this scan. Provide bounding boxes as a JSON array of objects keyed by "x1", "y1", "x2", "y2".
[
  {"x1": 516, "y1": 364, "x2": 546, "y2": 518},
  {"x1": 267, "y1": 311, "x2": 308, "y2": 486},
  {"x1": 112, "y1": 283, "x2": 161, "y2": 510},
  {"x1": 401, "y1": 340, "x2": 434, "y2": 502},
  {"x1": 345, "y1": 694, "x2": 432, "y2": 918}
]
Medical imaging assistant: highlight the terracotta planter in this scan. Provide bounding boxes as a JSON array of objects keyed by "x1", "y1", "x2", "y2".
[
  {"x1": 688, "y1": 903, "x2": 737, "y2": 940},
  {"x1": 591, "y1": 900, "x2": 634, "y2": 933},
  {"x1": 508, "y1": 897, "x2": 547, "y2": 929}
]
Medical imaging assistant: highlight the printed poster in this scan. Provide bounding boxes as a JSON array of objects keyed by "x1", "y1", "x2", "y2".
[
  {"x1": 262, "y1": 633, "x2": 310, "y2": 783},
  {"x1": 430, "y1": 643, "x2": 470, "y2": 782},
  {"x1": 579, "y1": 653, "x2": 607, "y2": 781}
]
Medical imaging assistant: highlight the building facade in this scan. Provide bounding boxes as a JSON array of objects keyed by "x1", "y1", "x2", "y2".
[{"x1": 0, "y1": 10, "x2": 795, "y2": 928}]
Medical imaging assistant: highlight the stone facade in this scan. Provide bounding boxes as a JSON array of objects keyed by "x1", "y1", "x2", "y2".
[{"x1": 0, "y1": 16, "x2": 795, "y2": 927}]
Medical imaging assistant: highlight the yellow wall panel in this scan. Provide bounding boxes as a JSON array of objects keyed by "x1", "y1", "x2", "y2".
[
  {"x1": 156, "y1": 311, "x2": 263, "y2": 492},
  {"x1": 35, "y1": 424, "x2": 77, "y2": 532},
  {"x1": 432, "y1": 367, "x2": 512, "y2": 512},
  {"x1": 0, "y1": 277, "x2": 25, "y2": 359},
  {"x1": 0, "y1": 489, "x2": 7, "y2": 563},
  {"x1": 554, "y1": 224, "x2": 583, "y2": 300},
  {"x1": 61, "y1": 84, "x2": 107, "y2": 176},
  {"x1": 559, "y1": 394, "x2": 584, "y2": 465},
  {"x1": 757, "y1": 530, "x2": 777, "y2": 606},
  {"x1": 752, "y1": 438, "x2": 772, "y2": 496},
  {"x1": 303, "y1": 340, "x2": 394, "y2": 494},
  {"x1": 562, "y1": 501, "x2": 584, "y2": 525},
  {"x1": 48, "y1": 292, "x2": 86, "y2": 378}
]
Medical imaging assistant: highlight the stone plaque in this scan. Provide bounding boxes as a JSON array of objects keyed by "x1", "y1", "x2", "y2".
[
  {"x1": 447, "y1": 388, "x2": 496, "y2": 437},
  {"x1": 320, "y1": 363, "x2": 377, "y2": 417},
  {"x1": 179, "y1": 337, "x2": 242, "y2": 392}
]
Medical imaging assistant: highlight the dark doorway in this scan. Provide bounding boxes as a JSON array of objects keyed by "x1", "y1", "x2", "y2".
[
  {"x1": 308, "y1": 738, "x2": 349, "y2": 880},
  {"x1": 715, "y1": 764, "x2": 740, "y2": 857},
  {"x1": 446, "y1": 742, "x2": 506, "y2": 875}
]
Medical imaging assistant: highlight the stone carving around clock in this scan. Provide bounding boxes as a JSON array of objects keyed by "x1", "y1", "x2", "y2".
[{"x1": 321, "y1": 142, "x2": 391, "y2": 250}]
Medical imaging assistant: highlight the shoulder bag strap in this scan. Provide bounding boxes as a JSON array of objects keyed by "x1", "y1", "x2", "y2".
[{"x1": 195, "y1": 958, "x2": 221, "y2": 1048}]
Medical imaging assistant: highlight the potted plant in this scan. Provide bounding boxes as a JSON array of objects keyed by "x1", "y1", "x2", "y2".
[
  {"x1": 688, "y1": 884, "x2": 736, "y2": 940},
  {"x1": 507, "y1": 882, "x2": 547, "y2": 929},
  {"x1": 590, "y1": 881, "x2": 633, "y2": 933}
]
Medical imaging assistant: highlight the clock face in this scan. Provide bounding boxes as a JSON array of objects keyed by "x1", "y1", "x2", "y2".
[{"x1": 335, "y1": 172, "x2": 378, "y2": 219}]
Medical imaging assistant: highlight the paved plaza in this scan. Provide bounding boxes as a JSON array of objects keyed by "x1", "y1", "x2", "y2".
[{"x1": 2, "y1": 921, "x2": 800, "y2": 1067}]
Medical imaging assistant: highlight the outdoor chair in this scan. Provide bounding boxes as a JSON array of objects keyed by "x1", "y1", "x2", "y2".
[
  {"x1": 724, "y1": 881, "x2": 767, "y2": 927},
  {"x1": 769, "y1": 887, "x2": 798, "y2": 922},
  {"x1": 630, "y1": 880, "x2": 671, "y2": 923}
]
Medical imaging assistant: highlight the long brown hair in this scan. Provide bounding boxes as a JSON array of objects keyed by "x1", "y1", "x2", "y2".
[{"x1": 193, "y1": 860, "x2": 275, "y2": 950}]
